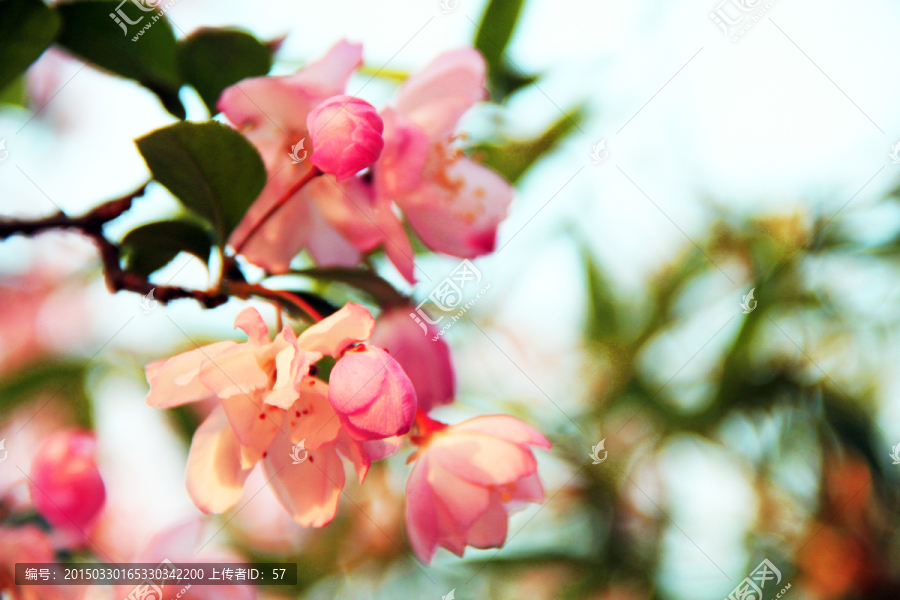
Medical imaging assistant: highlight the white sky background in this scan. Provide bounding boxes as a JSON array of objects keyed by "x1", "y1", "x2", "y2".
[{"x1": 2, "y1": 0, "x2": 900, "y2": 597}]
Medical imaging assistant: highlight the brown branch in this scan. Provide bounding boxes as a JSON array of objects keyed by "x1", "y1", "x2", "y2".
[{"x1": 0, "y1": 186, "x2": 228, "y2": 309}]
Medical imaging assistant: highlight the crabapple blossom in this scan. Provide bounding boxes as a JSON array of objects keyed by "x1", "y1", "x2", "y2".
[
  {"x1": 374, "y1": 48, "x2": 513, "y2": 259},
  {"x1": 405, "y1": 415, "x2": 550, "y2": 563},
  {"x1": 144, "y1": 303, "x2": 413, "y2": 527},
  {"x1": 29, "y1": 430, "x2": 106, "y2": 533},
  {"x1": 307, "y1": 95, "x2": 384, "y2": 180},
  {"x1": 220, "y1": 41, "x2": 410, "y2": 276},
  {"x1": 327, "y1": 344, "x2": 416, "y2": 441},
  {"x1": 369, "y1": 307, "x2": 455, "y2": 413}
]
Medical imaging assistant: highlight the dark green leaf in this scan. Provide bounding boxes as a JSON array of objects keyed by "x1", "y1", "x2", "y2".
[
  {"x1": 470, "y1": 107, "x2": 584, "y2": 184},
  {"x1": 177, "y1": 28, "x2": 273, "y2": 115},
  {"x1": 0, "y1": 361, "x2": 92, "y2": 429},
  {"x1": 135, "y1": 121, "x2": 267, "y2": 242},
  {"x1": 0, "y1": 0, "x2": 60, "y2": 93},
  {"x1": 56, "y1": 0, "x2": 184, "y2": 118},
  {"x1": 473, "y1": 0, "x2": 534, "y2": 100},
  {"x1": 120, "y1": 220, "x2": 213, "y2": 277},
  {"x1": 279, "y1": 290, "x2": 340, "y2": 319}
]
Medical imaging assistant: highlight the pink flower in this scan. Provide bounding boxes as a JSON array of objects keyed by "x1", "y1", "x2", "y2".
[
  {"x1": 0, "y1": 525, "x2": 82, "y2": 600},
  {"x1": 29, "y1": 430, "x2": 106, "y2": 534},
  {"x1": 144, "y1": 303, "x2": 410, "y2": 526},
  {"x1": 405, "y1": 415, "x2": 550, "y2": 563},
  {"x1": 374, "y1": 48, "x2": 513, "y2": 258},
  {"x1": 220, "y1": 41, "x2": 412, "y2": 277},
  {"x1": 369, "y1": 307, "x2": 454, "y2": 413},
  {"x1": 308, "y1": 95, "x2": 384, "y2": 180},
  {"x1": 327, "y1": 344, "x2": 416, "y2": 441}
]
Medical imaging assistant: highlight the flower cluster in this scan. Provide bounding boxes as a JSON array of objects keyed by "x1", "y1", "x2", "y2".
[
  {"x1": 220, "y1": 40, "x2": 514, "y2": 283},
  {"x1": 142, "y1": 42, "x2": 549, "y2": 565}
]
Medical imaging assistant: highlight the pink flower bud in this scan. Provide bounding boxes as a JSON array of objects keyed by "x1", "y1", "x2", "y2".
[
  {"x1": 29, "y1": 430, "x2": 106, "y2": 532},
  {"x1": 307, "y1": 95, "x2": 384, "y2": 180},
  {"x1": 328, "y1": 344, "x2": 416, "y2": 441}
]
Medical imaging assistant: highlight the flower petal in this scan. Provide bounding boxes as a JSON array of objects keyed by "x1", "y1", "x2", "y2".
[
  {"x1": 296, "y1": 302, "x2": 375, "y2": 356},
  {"x1": 451, "y1": 415, "x2": 551, "y2": 449},
  {"x1": 430, "y1": 432, "x2": 537, "y2": 487},
  {"x1": 398, "y1": 157, "x2": 513, "y2": 257},
  {"x1": 393, "y1": 48, "x2": 487, "y2": 141},
  {"x1": 263, "y1": 432, "x2": 344, "y2": 527},
  {"x1": 185, "y1": 407, "x2": 252, "y2": 514},
  {"x1": 144, "y1": 341, "x2": 236, "y2": 408},
  {"x1": 234, "y1": 307, "x2": 269, "y2": 345}
]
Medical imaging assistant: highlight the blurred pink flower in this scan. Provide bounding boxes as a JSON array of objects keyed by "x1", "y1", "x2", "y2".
[
  {"x1": 327, "y1": 344, "x2": 416, "y2": 441},
  {"x1": 120, "y1": 519, "x2": 256, "y2": 600},
  {"x1": 220, "y1": 41, "x2": 407, "y2": 275},
  {"x1": 0, "y1": 525, "x2": 81, "y2": 600},
  {"x1": 374, "y1": 48, "x2": 513, "y2": 259},
  {"x1": 29, "y1": 430, "x2": 106, "y2": 536},
  {"x1": 369, "y1": 307, "x2": 455, "y2": 413},
  {"x1": 308, "y1": 95, "x2": 384, "y2": 180},
  {"x1": 405, "y1": 415, "x2": 550, "y2": 563},
  {"x1": 144, "y1": 303, "x2": 410, "y2": 527}
]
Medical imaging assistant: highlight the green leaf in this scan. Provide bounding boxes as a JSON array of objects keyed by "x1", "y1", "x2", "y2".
[
  {"x1": 0, "y1": 76, "x2": 28, "y2": 108},
  {"x1": 289, "y1": 266, "x2": 408, "y2": 308},
  {"x1": 177, "y1": 28, "x2": 273, "y2": 115},
  {"x1": 0, "y1": 361, "x2": 93, "y2": 429},
  {"x1": 473, "y1": 0, "x2": 534, "y2": 100},
  {"x1": 135, "y1": 121, "x2": 267, "y2": 242},
  {"x1": 56, "y1": 0, "x2": 184, "y2": 118},
  {"x1": 120, "y1": 220, "x2": 213, "y2": 277},
  {"x1": 0, "y1": 0, "x2": 60, "y2": 93},
  {"x1": 584, "y1": 251, "x2": 619, "y2": 342},
  {"x1": 470, "y1": 106, "x2": 584, "y2": 184}
]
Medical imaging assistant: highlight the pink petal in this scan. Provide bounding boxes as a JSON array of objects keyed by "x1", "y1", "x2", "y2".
[
  {"x1": 217, "y1": 40, "x2": 362, "y2": 132},
  {"x1": 185, "y1": 407, "x2": 251, "y2": 514},
  {"x1": 296, "y1": 302, "x2": 375, "y2": 356},
  {"x1": 308, "y1": 95, "x2": 384, "y2": 180},
  {"x1": 218, "y1": 393, "x2": 284, "y2": 456},
  {"x1": 369, "y1": 307, "x2": 455, "y2": 412},
  {"x1": 197, "y1": 344, "x2": 271, "y2": 399},
  {"x1": 429, "y1": 432, "x2": 537, "y2": 487},
  {"x1": 393, "y1": 48, "x2": 487, "y2": 141},
  {"x1": 426, "y1": 460, "x2": 491, "y2": 528},
  {"x1": 398, "y1": 157, "x2": 513, "y2": 258},
  {"x1": 374, "y1": 108, "x2": 429, "y2": 198},
  {"x1": 451, "y1": 415, "x2": 551, "y2": 449},
  {"x1": 234, "y1": 307, "x2": 269, "y2": 345},
  {"x1": 286, "y1": 380, "x2": 342, "y2": 450},
  {"x1": 263, "y1": 432, "x2": 344, "y2": 527},
  {"x1": 265, "y1": 344, "x2": 322, "y2": 409},
  {"x1": 405, "y1": 456, "x2": 441, "y2": 563},
  {"x1": 334, "y1": 429, "x2": 370, "y2": 484},
  {"x1": 465, "y1": 493, "x2": 509, "y2": 550},
  {"x1": 327, "y1": 345, "x2": 416, "y2": 441},
  {"x1": 144, "y1": 341, "x2": 237, "y2": 408}
]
